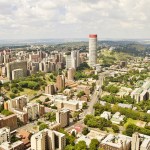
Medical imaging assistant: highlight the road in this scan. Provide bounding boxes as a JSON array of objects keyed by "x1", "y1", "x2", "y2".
[
  {"x1": 65, "y1": 73, "x2": 105, "y2": 132},
  {"x1": 85, "y1": 74, "x2": 104, "y2": 115}
]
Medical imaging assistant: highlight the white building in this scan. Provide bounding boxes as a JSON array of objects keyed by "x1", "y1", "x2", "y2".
[
  {"x1": 89, "y1": 34, "x2": 97, "y2": 66},
  {"x1": 0, "y1": 127, "x2": 10, "y2": 145},
  {"x1": 31, "y1": 129, "x2": 66, "y2": 150},
  {"x1": 23, "y1": 103, "x2": 40, "y2": 121},
  {"x1": 100, "y1": 111, "x2": 111, "y2": 120}
]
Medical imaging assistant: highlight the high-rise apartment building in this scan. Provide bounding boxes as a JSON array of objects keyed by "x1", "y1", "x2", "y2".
[
  {"x1": 0, "y1": 127, "x2": 10, "y2": 145},
  {"x1": 89, "y1": 34, "x2": 97, "y2": 66},
  {"x1": 67, "y1": 68, "x2": 75, "y2": 81},
  {"x1": 45, "y1": 84, "x2": 55, "y2": 95},
  {"x1": 56, "y1": 109, "x2": 70, "y2": 128},
  {"x1": 6, "y1": 61, "x2": 27, "y2": 80},
  {"x1": 66, "y1": 50, "x2": 80, "y2": 69},
  {"x1": 56, "y1": 75, "x2": 65, "y2": 91},
  {"x1": 31, "y1": 129, "x2": 66, "y2": 150},
  {"x1": 132, "y1": 132, "x2": 140, "y2": 150}
]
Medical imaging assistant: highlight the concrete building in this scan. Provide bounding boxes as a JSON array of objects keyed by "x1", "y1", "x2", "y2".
[
  {"x1": 101, "y1": 134, "x2": 131, "y2": 150},
  {"x1": 100, "y1": 111, "x2": 111, "y2": 120},
  {"x1": 67, "y1": 68, "x2": 75, "y2": 80},
  {"x1": 0, "y1": 114, "x2": 17, "y2": 131},
  {"x1": 5, "y1": 95, "x2": 28, "y2": 111},
  {"x1": 56, "y1": 75, "x2": 65, "y2": 91},
  {"x1": 6, "y1": 61, "x2": 27, "y2": 80},
  {"x1": 12, "y1": 68, "x2": 24, "y2": 80},
  {"x1": 71, "y1": 50, "x2": 80, "y2": 69},
  {"x1": 132, "y1": 132, "x2": 140, "y2": 150},
  {"x1": 23, "y1": 103, "x2": 44, "y2": 121},
  {"x1": 89, "y1": 34, "x2": 97, "y2": 66},
  {"x1": 66, "y1": 54, "x2": 72, "y2": 69},
  {"x1": 111, "y1": 112, "x2": 125, "y2": 125},
  {"x1": 56, "y1": 100, "x2": 79, "y2": 111},
  {"x1": 56, "y1": 109, "x2": 70, "y2": 128},
  {"x1": 0, "y1": 141, "x2": 25, "y2": 150},
  {"x1": 0, "y1": 127, "x2": 10, "y2": 145},
  {"x1": 132, "y1": 133, "x2": 150, "y2": 150},
  {"x1": 45, "y1": 84, "x2": 55, "y2": 95},
  {"x1": 30, "y1": 129, "x2": 66, "y2": 150}
]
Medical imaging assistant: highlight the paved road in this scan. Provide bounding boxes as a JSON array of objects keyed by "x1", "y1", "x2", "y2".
[
  {"x1": 85, "y1": 74, "x2": 104, "y2": 115},
  {"x1": 65, "y1": 73, "x2": 105, "y2": 132}
]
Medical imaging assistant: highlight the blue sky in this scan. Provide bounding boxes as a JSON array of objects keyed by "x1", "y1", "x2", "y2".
[{"x1": 0, "y1": 0, "x2": 150, "y2": 39}]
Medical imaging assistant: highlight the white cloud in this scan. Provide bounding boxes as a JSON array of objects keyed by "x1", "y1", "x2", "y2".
[{"x1": 0, "y1": 0, "x2": 149, "y2": 39}]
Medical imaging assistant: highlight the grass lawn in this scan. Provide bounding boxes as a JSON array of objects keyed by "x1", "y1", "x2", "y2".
[
  {"x1": 124, "y1": 118, "x2": 138, "y2": 128},
  {"x1": 6, "y1": 88, "x2": 39, "y2": 98}
]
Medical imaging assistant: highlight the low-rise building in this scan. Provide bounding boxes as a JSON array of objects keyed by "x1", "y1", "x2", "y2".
[
  {"x1": 100, "y1": 111, "x2": 111, "y2": 120},
  {"x1": 101, "y1": 134, "x2": 131, "y2": 150},
  {"x1": 111, "y1": 112, "x2": 125, "y2": 125}
]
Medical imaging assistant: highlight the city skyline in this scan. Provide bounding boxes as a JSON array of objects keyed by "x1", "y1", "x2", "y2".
[{"x1": 0, "y1": 0, "x2": 150, "y2": 39}]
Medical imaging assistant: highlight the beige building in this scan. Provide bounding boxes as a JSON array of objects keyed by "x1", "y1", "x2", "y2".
[
  {"x1": 67, "y1": 68, "x2": 75, "y2": 81},
  {"x1": 56, "y1": 109, "x2": 70, "y2": 128},
  {"x1": 6, "y1": 61, "x2": 27, "y2": 80},
  {"x1": 5, "y1": 95, "x2": 28, "y2": 111},
  {"x1": 132, "y1": 133, "x2": 150, "y2": 150},
  {"x1": 57, "y1": 100, "x2": 79, "y2": 111},
  {"x1": 101, "y1": 134, "x2": 131, "y2": 150},
  {"x1": 0, "y1": 114, "x2": 17, "y2": 131},
  {"x1": 0, "y1": 141, "x2": 25, "y2": 150},
  {"x1": 31, "y1": 129, "x2": 66, "y2": 150},
  {"x1": 45, "y1": 84, "x2": 55, "y2": 95},
  {"x1": 12, "y1": 68, "x2": 24, "y2": 80},
  {"x1": 23, "y1": 103, "x2": 44, "y2": 121},
  {"x1": 0, "y1": 127, "x2": 10, "y2": 145},
  {"x1": 56, "y1": 75, "x2": 65, "y2": 91}
]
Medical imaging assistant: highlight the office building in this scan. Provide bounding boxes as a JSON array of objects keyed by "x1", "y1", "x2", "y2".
[
  {"x1": 31, "y1": 129, "x2": 66, "y2": 150},
  {"x1": 89, "y1": 34, "x2": 97, "y2": 66},
  {"x1": 56, "y1": 109, "x2": 70, "y2": 128}
]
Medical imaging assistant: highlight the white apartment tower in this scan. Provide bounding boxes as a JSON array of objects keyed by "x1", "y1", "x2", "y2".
[
  {"x1": 89, "y1": 34, "x2": 97, "y2": 66},
  {"x1": 56, "y1": 109, "x2": 70, "y2": 128},
  {"x1": 132, "y1": 132, "x2": 140, "y2": 150},
  {"x1": 31, "y1": 129, "x2": 66, "y2": 150},
  {"x1": 66, "y1": 50, "x2": 80, "y2": 69},
  {"x1": 0, "y1": 127, "x2": 10, "y2": 145}
]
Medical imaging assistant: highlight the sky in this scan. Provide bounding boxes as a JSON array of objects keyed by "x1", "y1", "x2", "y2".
[{"x1": 0, "y1": 0, "x2": 150, "y2": 40}]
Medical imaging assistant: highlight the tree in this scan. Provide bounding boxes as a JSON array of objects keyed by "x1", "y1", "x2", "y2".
[
  {"x1": 75, "y1": 141, "x2": 87, "y2": 150},
  {"x1": 82, "y1": 127, "x2": 89, "y2": 135},
  {"x1": 82, "y1": 102, "x2": 88, "y2": 109},
  {"x1": 89, "y1": 139, "x2": 99, "y2": 150},
  {"x1": 39, "y1": 123, "x2": 48, "y2": 131},
  {"x1": 73, "y1": 111, "x2": 80, "y2": 121},
  {"x1": 112, "y1": 124, "x2": 119, "y2": 133},
  {"x1": 44, "y1": 112, "x2": 56, "y2": 122},
  {"x1": 65, "y1": 145, "x2": 75, "y2": 150},
  {"x1": 59, "y1": 129, "x2": 75, "y2": 145}
]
